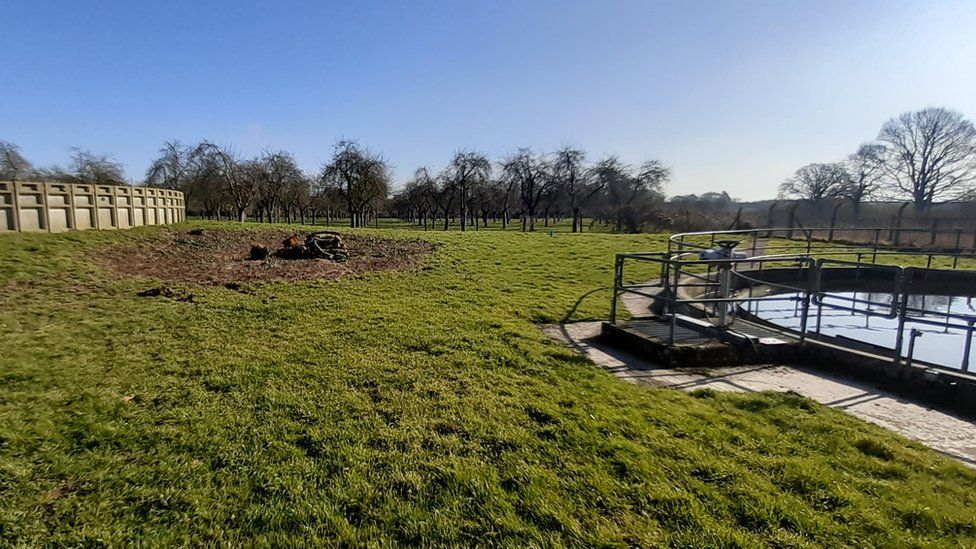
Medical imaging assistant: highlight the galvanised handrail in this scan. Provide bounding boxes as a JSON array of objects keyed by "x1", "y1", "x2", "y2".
[{"x1": 611, "y1": 228, "x2": 976, "y2": 373}]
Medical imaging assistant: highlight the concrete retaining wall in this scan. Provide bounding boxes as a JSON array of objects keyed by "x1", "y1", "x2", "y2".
[{"x1": 0, "y1": 181, "x2": 185, "y2": 233}]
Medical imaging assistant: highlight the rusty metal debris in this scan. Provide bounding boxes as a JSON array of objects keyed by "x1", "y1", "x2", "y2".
[{"x1": 275, "y1": 231, "x2": 349, "y2": 262}]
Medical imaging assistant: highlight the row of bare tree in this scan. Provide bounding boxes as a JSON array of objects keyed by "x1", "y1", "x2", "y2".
[
  {"x1": 390, "y1": 147, "x2": 671, "y2": 232},
  {"x1": 0, "y1": 139, "x2": 391, "y2": 227},
  {"x1": 6, "y1": 106, "x2": 973, "y2": 231},
  {"x1": 0, "y1": 144, "x2": 127, "y2": 186},
  {"x1": 779, "y1": 107, "x2": 976, "y2": 214},
  {"x1": 2, "y1": 138, "x2": 675, "y2": 232},
  {"x1": 142, "y1": 140, "x2": 390, "y2": 227}
]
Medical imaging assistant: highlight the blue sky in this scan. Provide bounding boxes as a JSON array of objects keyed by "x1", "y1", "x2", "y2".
[{"x1": 3, "y1": 0, "x2": 975, "y2": 200}]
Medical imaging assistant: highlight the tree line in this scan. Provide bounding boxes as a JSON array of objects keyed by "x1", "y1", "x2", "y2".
[
  {"x1": 779, "y1": 107, "x2": 976, "y2": 214},
  {"x1": 1, "y1": 139, "x2": 673, "y2": 232},
  {"x1": 9, "y1": 105, "x2": 970, "y2": 233},
  {"x1": 0, "y1": 139, "x2": 391, "y2": 227},
  {"x1": 0, "y1": 144, "x2": 127, "y2": 187},
  {"x1": 141, "y1": 140, "x2": 394, "y2": 227},
  {"x1": 390, "y1": 147, "x2": 671, "y2": 232}
]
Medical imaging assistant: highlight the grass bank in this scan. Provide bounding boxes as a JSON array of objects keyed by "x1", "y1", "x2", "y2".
[{"x1": 1, "y1": 222, "x2": 974, "y2": 545}]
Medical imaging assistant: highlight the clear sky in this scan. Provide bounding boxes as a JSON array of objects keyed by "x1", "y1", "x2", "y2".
[{"x1": 3, "y1": 0, "x2": 975, "y2": 200}]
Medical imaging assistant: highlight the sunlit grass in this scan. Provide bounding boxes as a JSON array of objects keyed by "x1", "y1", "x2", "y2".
[{"x1": 0, "y1": 222, "x2": 974, "y2": 545}]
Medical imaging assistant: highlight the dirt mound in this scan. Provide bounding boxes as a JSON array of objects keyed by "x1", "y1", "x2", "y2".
[{"x1": 100, "y1": 228, "x2": 434, "y2": 285}]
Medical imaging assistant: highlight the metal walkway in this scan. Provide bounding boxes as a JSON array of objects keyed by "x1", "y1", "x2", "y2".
[{"x1": 603, "y1": 227, "x2": 976, "y2": 418}]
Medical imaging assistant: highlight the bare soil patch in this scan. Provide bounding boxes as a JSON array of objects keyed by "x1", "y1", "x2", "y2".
[{"x1": 100, "y1": 228, "x2": 435, "y2": 285}]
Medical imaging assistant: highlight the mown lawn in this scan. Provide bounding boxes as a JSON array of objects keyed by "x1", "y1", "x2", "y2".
[{"x1": 1, "y1": 222, "x2": 975, "y2": 546}]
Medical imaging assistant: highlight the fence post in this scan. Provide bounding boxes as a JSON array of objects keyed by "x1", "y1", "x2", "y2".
[
  {"x1": 894, "y1": 202, "x2": 909, "y2": 246},
  {"x1": 798, "y1": 259, "x2": 813, "y2": 345},
  {"x1": 786, "y1": 202, "x2": 799, "y2": 240},
  {"x1": 963, "y1": 320, "x2": 974, "y2": 373},
  {"x1": 953, "y1": 230, "x2": 963, "y2": 269},
  {"x1": 813, "y1": 260, "x2": 824, "y2": 335},
  {"x1": 872, "y1": 229, "x2": 880, "y2": 263},
  {"x1": 668, "y1": 259, "x2": 682, "y2": 346},
  {"x1": 905, "y1": 329, "x2": 923, "y2": 368},
  {"x1": 828, "y1": 202, "x2": 842, "y2": 242},
  {"x1": 766, "y1": 201, "x2": 779, "y2": 236},
  {"x1": 610, "y1": 255, "x2": 622, "y2": 324},
  {"x1": 892, "y1": 273, "x2": 911, "y2": 367}
]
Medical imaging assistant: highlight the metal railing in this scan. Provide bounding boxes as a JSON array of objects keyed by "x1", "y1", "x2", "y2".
[{"x1": 610, "y1": 227, "x2": 976, "y2": 372}]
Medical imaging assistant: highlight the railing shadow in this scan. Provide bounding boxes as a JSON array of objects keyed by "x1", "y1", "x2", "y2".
[{"x1": 560, "y1": 287, "x2": 607, "y2": 324}]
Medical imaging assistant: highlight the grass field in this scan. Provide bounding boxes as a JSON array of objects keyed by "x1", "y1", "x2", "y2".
[{"x1": 2, "y1": 222, "x2": 975, "y2": 546}]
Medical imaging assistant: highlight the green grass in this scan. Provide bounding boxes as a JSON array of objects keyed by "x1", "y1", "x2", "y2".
[{"x1": 1, "y1": 222, "x2": 975, "y2": 546}]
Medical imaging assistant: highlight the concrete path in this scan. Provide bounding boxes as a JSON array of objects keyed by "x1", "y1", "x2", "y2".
[
  {"x1": 619, "y1": 284, "x2": 656, "y2": 318},
  {"x1": 544, "y1": 321, "x2": 976, "y2": 466}
]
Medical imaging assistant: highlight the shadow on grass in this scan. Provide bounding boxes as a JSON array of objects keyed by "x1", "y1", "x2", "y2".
[{"x1": 560, "y1": 287, "x2": 608, "y2": 324}]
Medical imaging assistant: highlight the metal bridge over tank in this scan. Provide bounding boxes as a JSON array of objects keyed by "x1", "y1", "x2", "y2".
[{"x1": 603, "y1": 227, "x2": 976, "y2": 417}]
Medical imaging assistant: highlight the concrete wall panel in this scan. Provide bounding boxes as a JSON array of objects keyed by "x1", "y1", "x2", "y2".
[
  {"x1": 75, "y1": 208, "x2": 94, "y2": 230},
  {"x1": 49, "y1": 209, "x2": 70, "y2": 232},
  {"x1": 19, "y1": 209, "x2": 42, "y2": 231},
  {"x1": 0, "y1": 181, "x2": 184, "y2": 233}
]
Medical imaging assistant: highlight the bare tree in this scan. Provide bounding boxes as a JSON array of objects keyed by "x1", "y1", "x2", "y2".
[
  {"x1": 493, "y1": 176, "x2": 518, "y2": 229},
  {"x1": 146, "y1": 140, "x2": 198, "y2": 203},
  {"x1": 593, "y1": 156, "x2": 670, "y2": 232},
  {"x1": 469, "y1": 177, "x2": 497, "y2": 229},
  {"x1": 443, "y1": 151, "x2": 491, "y2": 231},
  {"x1": 66, "y1": 148, "x2": 126, "y2": 185},
  {"x1": 416, "y1": 167, "x2": 455, "y2": 230},
  {"x1": 844, "y1": 143, "x2": 886, "y2": 220},
  {"x1": 390, "y1": 174, "x2": 438, "y2": 230},
  {"x1": 878, "y1": 107, "x2": 976, "y2": 209},
  {"x1": 194, "y1": 142, "x2": 257, "y2": 222},
  {"x1": 408, "y1": 178, "x2": 436, "y2": 229},
  {"x1": 552, "y1": 146, "x2": 602, "y2": 232},
  {"x1": 255, "y1": 150, "x2": 303, "y2": 223},
  {"x1": 591, "y1": 156, "x2": 627, "y2": 228},
  {"x1": 502, "y1": 148, "x2": 552, "y2": 231},
  {"x1": 282, "y1": 172, "x2": 314, "y2": 224},
  {"x1": 0, "y1": 141, "x2": 31, "y2": 181},
  {"x1": 779, "y1": 162, "x2": 849, "y2": 203},
  {"x1": 181, "y1": 147, "x2": 226, "y2": 219},
  {"x1": 320, "y1": 140, "x2": 390, "y2": 228},
  {"x1": 306, "y1": 172, "x2": 340, "y2": 225}
]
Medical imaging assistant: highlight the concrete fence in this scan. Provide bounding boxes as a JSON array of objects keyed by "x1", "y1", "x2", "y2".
[{"x1": 0, "y1": 181, "x2": 185, "y2": 233}]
